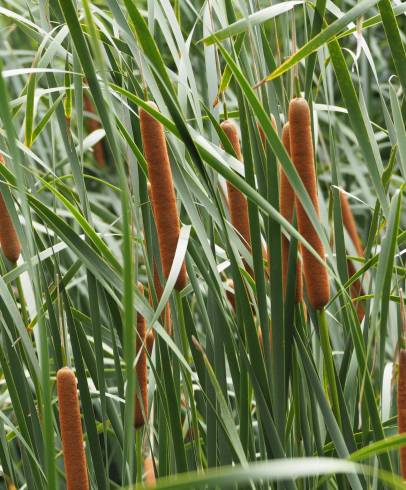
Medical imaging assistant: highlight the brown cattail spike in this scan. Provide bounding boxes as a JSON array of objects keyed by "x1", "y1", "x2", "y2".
[
  {"x1": 0, "y1": 158, "x2": 20, "y2": 263},
  {"x1": 140, "y1": 103, "x2": 187, "y2": 290},
  {"x1": 399, "y1": 349, "x2": 406, "y2": 479},
  {"x1": 280, "y1": 122, "x2": 303, "y2": 303},
  {"x1": 56, "y1": 367, "x2": 89, "y2": 490},
  {"x1": 340, "y1": 192, "x2": 363, "y2": 257},
  {"x1": 288, "y1": 98, "x2": 330, "y2": 310},
  {"x1": 135, "y1": 283, "x2": 148, "y2": 429},
  {"x1": 221, "y1": 120, "x2": 251, "y2": 254},
  {"x1": 143, "y1": 456, "x2": 156, "y2": 486},
  {"x1": 84, "y1": 94, "x2": 105, "y2": 168},
  {"x1": 147, "y1": 182, "x2": 172, "y2": 335},
  {"x1": 339, "y1": 191, "x2": 365, "y2": 320}
]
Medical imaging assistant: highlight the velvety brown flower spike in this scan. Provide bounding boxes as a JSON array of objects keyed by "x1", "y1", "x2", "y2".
[
  {"x1": 0, "y1": 158, "x2": 20, "y2": 264},
  {"x1": 221, "y1": 120, "x2": 254, "y2": 277},
  {"x1": 288, "y1": 98, "x2": 330, "y2": 310},
  {"x1": 340, "y1": 191, "x2": 365, "y2": 320},
  {"x1": 221, "y1": 120, "x2": 251, "y2": 253},
  {"x1": 140, "y1": 103, "x2": 187, "y2": 290},
  {"x1": 280, "y1": 122, "x2": 303, "y2": 303},
  {"x1": 56, "y1": 367, "x2": 89, "y2": 490}
]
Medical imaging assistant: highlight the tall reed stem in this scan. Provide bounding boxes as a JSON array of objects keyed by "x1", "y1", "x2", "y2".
[{"x1": 318, "y1": 308, "x2": 341, "y2": 428}]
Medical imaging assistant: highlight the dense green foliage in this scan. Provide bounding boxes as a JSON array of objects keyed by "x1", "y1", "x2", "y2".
[{"x1": 0, "y1": 0, "x2": 405, "y2": 488}]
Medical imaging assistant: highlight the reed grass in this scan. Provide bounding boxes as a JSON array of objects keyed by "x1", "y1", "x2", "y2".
[{"x1": 0, "y1": 1, "x2": 404, "y2": 489}]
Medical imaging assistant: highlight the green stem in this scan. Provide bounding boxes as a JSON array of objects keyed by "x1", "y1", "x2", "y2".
[
  {"x1": 176, "y1": 292, "x2": 204, "y2": 469},
  {"x1": 15, "y1": 271, "x2": 29, "y2": 327},
  {"x1": 318, "y1": 308, "x2": 341, "y2": 429},
  {"x1": 136, "y1": 428, "x2": 142, "y2": 483}
]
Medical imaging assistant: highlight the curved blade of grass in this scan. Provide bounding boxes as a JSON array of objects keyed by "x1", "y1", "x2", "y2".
[
  {"x1": 128, "y1": 458, "x2": 406, "y2": 490},
  {"x1": 377, "y1": 0, "x2": 406, "y2": 95},
  {"x1": 201, "y1": 2, "x2": 303, "y2": 45},
  {"x1": 328, "y1": 38, "x2": 388, "y2": 216},
  {"x1": 263, "y1": 0, "x2": 379, "y2": 83}
]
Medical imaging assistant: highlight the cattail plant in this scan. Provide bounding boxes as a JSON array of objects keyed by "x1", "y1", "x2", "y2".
[
  {"x1": 140, "y1": 103, "x2": 187, "y2": 291},
  {"x1": 339, "y1": 191, "x2": 363, "y2": 257},
  {"x1": 221, "y1": 120, "x2": 251, "y2": 255},
  {"x1": 84, "y1": 94, "x2": 105, "y2": 168},
  {"x1": 0, "y1": 157, "x2": 20, "y2": 264},
  {"x1": 340, "y1": 191, "x2": 365, "y2": 320},
  {"x1": 288, "y1": 98, "x2": 330, "y2": 310},
  {"x1": 398, "y1": 348, "x2": 406, "y2": 479},
  {"x1": 135, "y1": 283, "x2": 148, "y2": 429},
  {"x1": 56, "y1": 367, "x2": 89, "y2": 490},
  {"x1": 280, "y1": 122, "x2": 303, "y2": 303},
  {"x1": 147, "y1": 182, "x2": 172, "y2": 336},
  {"x1": 143, "y1": 456, "x2": 156, "y2": 486}
]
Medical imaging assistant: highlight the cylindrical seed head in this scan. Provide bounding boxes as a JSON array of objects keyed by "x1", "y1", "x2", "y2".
[
  {"x1": 56, "y1": 367, "x2": 89, "y2": 490},
  {"x1": 0, "y1": 158, "x2": 20, "y2": 263},
  {"x1": 288, "y1": 98, "x2": 330, "y2": 310},
  {"x1": 140, "y1": 102, "x2": 187, "y2": 290},
  {"x1": 280, "y1": 122, "x2": 303, "y2": 303},
  {"x1": 221, "y1": 120, "x2": 251, "y2": 251}
]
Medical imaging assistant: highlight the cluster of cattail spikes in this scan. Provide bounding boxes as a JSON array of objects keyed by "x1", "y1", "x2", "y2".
[
  {"x1": 288, "y1": 97, "x2": 330, "y2": 310},
  {"x1": 55, "y1": 96, "x2": 360, "y2": 488},
  {"x1": 140, "y1": 102, "x2": 187, "y2": 291},
  {"x1": 56, "y1": 367, "x2": 89, "y2": 490},
  {"x1": 0, "y1": 157, "x2": 20, "y2": 264}
]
